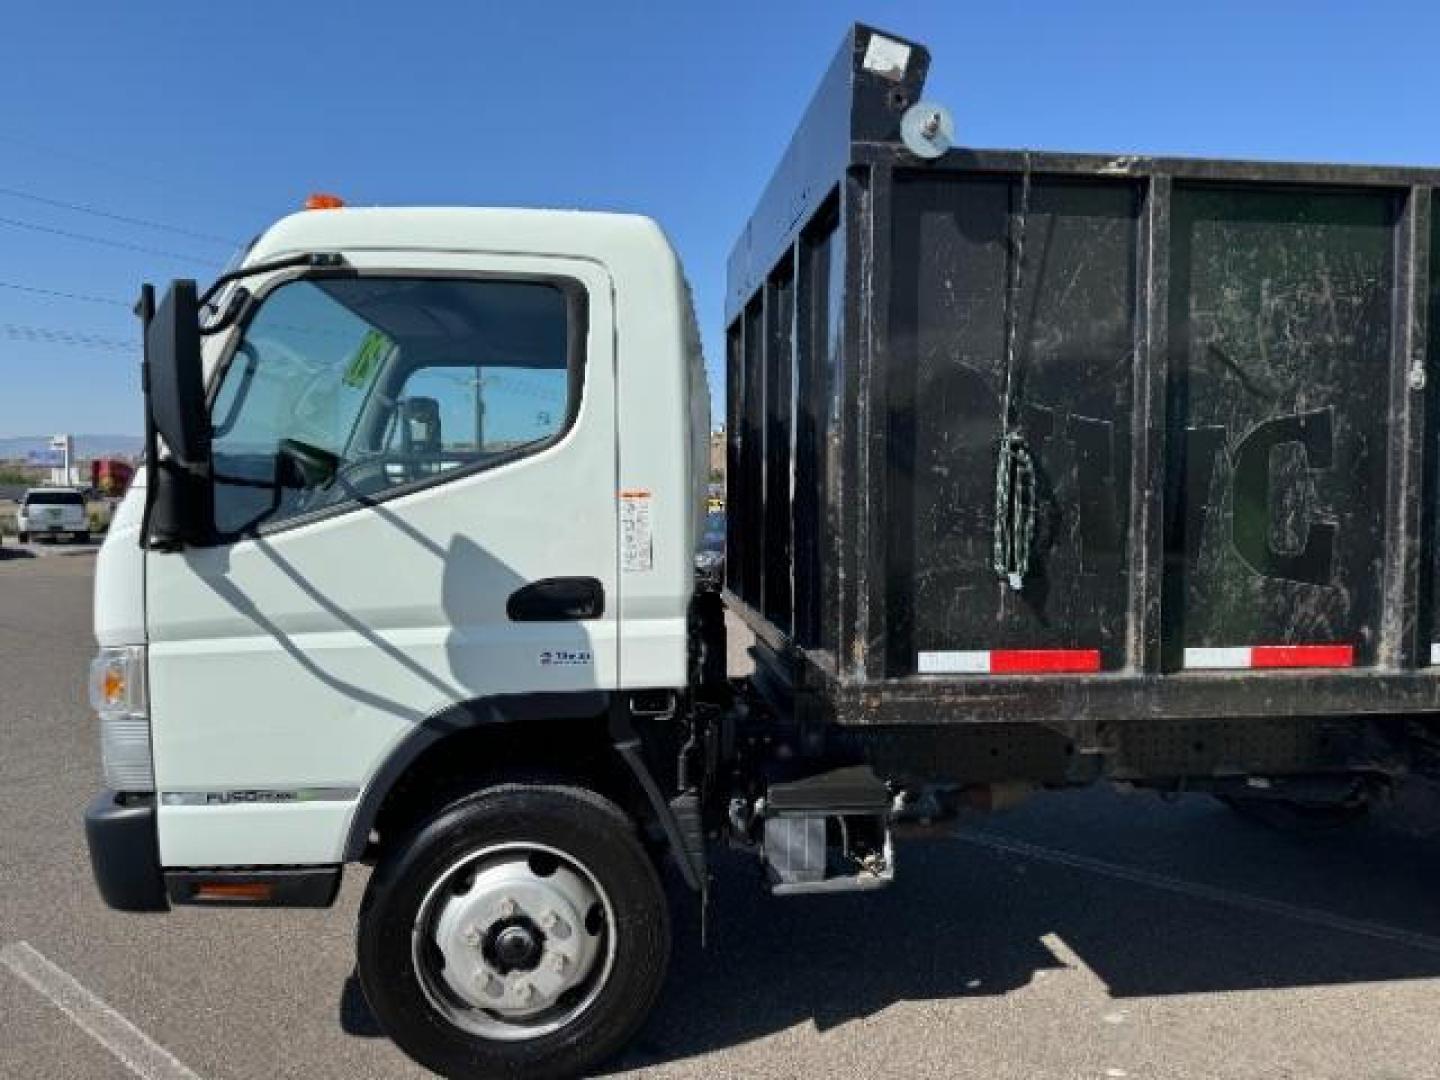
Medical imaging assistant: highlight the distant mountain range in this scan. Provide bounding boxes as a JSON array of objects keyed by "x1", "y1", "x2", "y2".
[{"x1": 0, "y1": 434, "x2": 144, "y2": 460}]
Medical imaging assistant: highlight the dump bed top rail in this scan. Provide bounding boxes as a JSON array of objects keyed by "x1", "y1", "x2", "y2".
[{"x1": 728, "y1": 23, "x2": 1440, "y2": 321}]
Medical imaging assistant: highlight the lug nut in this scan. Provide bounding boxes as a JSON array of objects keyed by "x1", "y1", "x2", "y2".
[
  {"x1": 496, "y1": 897, "x2": 518, "y2": 919},
  {"x1": 549, "y1": 952, "x2": 569, "y2": 974},
  {"x1": 483, "y1": 975, "x2": 505, "y2": 999},
  {"x1": 518, "y1": 982, "x2": 538, "y2": 1004},
  {"x1": 541, "y1": 911, "x2": 571, "y2": 939},
  {"x1": 460, "y1": 924, "x2": 482, "y2": 947}
]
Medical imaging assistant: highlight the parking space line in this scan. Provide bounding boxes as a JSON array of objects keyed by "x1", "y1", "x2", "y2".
[
  {"x1": 952, "y1": 830, "x2": 1440, "y2": 956},
  {"x1": 1, "y1": 941, "x2": 202, "y2": 1080}
]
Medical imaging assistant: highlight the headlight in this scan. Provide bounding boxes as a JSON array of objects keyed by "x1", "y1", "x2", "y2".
[{"x1": 88, "y1": 646, "x2": 153, "y2": 791}]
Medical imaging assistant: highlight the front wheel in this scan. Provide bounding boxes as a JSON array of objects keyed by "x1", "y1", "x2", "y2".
[{"x1": 357, "y1": 783, "x2": 670, "y2": 1080}]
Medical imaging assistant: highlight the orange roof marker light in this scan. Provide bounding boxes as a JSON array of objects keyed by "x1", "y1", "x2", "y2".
[{"x1": 304, "y1": 192, "x2": 346, "y2": 210}]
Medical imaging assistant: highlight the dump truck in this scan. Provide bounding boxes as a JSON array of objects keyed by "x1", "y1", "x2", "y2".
[{"x1": 84, "y1": 23, "x2": 1440, "y2": 1079}]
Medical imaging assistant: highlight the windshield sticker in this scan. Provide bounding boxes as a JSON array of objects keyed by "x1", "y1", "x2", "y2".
[{"x1": 342, "y1": 329, "x2": 391, "y2": 389}]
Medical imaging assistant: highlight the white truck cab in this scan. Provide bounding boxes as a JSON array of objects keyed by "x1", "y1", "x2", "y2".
[
  {"x1": 87, "y1": 204, "x2": 708, "y2": 1077},
  {"x1": 17, "y1": 486, "x2": 90, "y2": 543}
]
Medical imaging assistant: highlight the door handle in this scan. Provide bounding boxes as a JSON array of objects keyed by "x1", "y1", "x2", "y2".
[{"x1": 506, "y1": 577, "x2": 605, "y2": 622}]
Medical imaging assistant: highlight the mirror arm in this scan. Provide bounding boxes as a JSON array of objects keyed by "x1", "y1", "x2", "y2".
[
  {"x1": 197, "y1": 251, "x2": 347, "y2": 311},
  {"x1": 200, "y1": 286, "x2": 251, "y2": 338}
]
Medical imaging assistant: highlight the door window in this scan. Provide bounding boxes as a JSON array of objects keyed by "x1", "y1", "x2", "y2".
[{"x1": 209, "y1": 276, "x2": 580, "y2": 536}]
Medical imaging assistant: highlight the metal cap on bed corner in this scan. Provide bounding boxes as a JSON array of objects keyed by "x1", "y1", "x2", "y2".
[
  {"x1": 724, "y1": 24, "x2": 931, "y2": 323},
  {"x1": 846, "y1": 24, "x2": 932, "y2": 142}
]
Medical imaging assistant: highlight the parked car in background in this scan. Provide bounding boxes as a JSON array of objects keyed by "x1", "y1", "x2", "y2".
[
  {"x1": 696, "y1": 507, "x2": 725, "y2": 588},
  {"x1": 17, "y1": 487, "x2": 89, "y2": 543}
]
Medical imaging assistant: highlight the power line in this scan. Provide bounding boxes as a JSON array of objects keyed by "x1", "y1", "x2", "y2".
[
  {"x1": 0, "y1": 279, "x2": 130, "y2": 307},
  {"x1": 1, "y1": 321, "x2": 136, "y2": 353},
  {"x1": 0, "y1": 184, "x2": 239, "y2": 247},
  {"x1": 0, "y1": 214, "x2": 224, "y2": 267},
  {"x1": 0, "y1": 131, "x2": 279, "y2": 215}
]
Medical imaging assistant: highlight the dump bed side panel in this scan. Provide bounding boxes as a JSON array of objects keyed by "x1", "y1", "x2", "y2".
[
  {"x1": 794, "y1": 201, "x2": 846, "y2": 656},
  {"x1": 1428, "y1": 212, "x2": 1440, "y2": 663},
  {"x1": 1162, "y1": 187, "x2": 1397, "y2": 669},
  {"x1": 883, "y1": 175, "x2": 1140, "y2": 677}
]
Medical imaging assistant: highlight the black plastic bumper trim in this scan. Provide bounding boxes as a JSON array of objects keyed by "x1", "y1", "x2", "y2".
[{"x1": 84, "y1": 790, "x2": 169, "y2": 912}]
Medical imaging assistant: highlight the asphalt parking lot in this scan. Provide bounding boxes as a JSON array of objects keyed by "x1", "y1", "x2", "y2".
[
  {"x1": 0, "y1": 537, "x2": 103, "y2": 559},
  {"x1": 4, "y1": 553, "x2": 1440, "y2": 1079}
]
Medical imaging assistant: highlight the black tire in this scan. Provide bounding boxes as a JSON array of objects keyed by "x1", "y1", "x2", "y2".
[
  {"x1": 1218, "y1": 794, "x2": 1370, "y2": 833},
  {"x1": 77, "y1": 531, "x2": 91, "y2": 545},
  {"x1": 357, "y1": 783, "x2": 670, "y2": 1080},
  {"x1": 17, "y1": 531, "x2": 27, "y2": 543}
]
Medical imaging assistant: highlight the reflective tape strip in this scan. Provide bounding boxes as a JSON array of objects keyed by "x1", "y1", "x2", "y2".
[
  {"x1": 918, "y1": 651, "x2": 990, "y2": 674},
  {"x1": 1252, "y1": 644, "x2": 1354, "y2": 668},
  {"x1": 1183, "y1": 647, "x2": 1253, "y2": 670},
  {"x1": 918, "y1": 649, "x2": 1101, "y2": 674},
  {"x1": 1184, "y1": 645, "x2": 1354, "y2": 670},
  {"x1": 991, "y1": 649, "x2": 1101, "y2": 673}
]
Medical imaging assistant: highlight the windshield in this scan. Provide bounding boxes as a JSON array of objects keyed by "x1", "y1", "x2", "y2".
[{"x1": 25, "y1": 491, "x2": 84, "y2": 506}]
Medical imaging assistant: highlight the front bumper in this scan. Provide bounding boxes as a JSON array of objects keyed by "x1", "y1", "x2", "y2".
[{"x1": 84, "y1": 790, "x2": 168, "y2": 912}]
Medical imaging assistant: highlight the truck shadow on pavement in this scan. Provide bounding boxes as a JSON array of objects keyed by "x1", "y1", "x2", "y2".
[{"x1": 339, "y1": 790, "x2": 1440, "y2": 1069}]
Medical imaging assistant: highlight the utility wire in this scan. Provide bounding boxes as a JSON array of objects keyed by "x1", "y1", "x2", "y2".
[
  {"x1": 0, "y1": 184, "x2": 239, "y2": 247},
  {"x1": 2, "y1": 321, "x2": 136, "y2": 353},
  {"x1": 0, "y1": 131, "x2": 278, "y2": 215},
  {"x1": 0, "y1": 214, "x2": 224, "y2": 267},
  {"x1": 0, "y1": 279, "x2": 130, "y2": 307}
]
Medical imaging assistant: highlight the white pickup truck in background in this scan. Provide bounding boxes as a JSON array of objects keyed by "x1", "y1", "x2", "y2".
[{"x1": 17, "y1": 487, "x2": 90, "y2": 544}]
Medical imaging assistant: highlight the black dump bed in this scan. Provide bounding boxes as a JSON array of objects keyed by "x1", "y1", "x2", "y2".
[{"x1": 724, "y1": 24, "x2": 1440, "y2": 731}]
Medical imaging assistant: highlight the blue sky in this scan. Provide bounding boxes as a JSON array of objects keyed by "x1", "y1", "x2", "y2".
[{"x1": 2, "y1": 0, "x2": 1439, "y2": 437}]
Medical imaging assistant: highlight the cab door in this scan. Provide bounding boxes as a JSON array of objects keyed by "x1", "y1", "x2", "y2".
[{"x1": 145, "y1": 251, "x2": 616, "y2": 868}]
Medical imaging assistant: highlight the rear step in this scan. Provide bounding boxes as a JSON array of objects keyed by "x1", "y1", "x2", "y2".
[{"x1": 762, "y1": 766, "x2": 895, "y2": 896}]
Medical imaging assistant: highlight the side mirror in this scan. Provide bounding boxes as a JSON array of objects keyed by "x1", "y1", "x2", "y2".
[
  {"x1": 143, "y1": 280, "x2": 213, "y2": 548},
  {"x1": 146, "y1": 281, "x2": 208, "y2": 467}
]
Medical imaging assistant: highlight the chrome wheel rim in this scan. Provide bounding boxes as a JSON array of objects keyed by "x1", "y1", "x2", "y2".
[{"x1": 411, "y1": 842, "x2": 616, "y2": 1042}]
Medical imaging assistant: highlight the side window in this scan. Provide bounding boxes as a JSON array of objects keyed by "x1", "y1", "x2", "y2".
[
  {"x1": 209, "y1": 276, "x2": 579, "y2": 535},
  {"x1": 381, "y1": 364, "x2": 570, "y2": 478}
]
